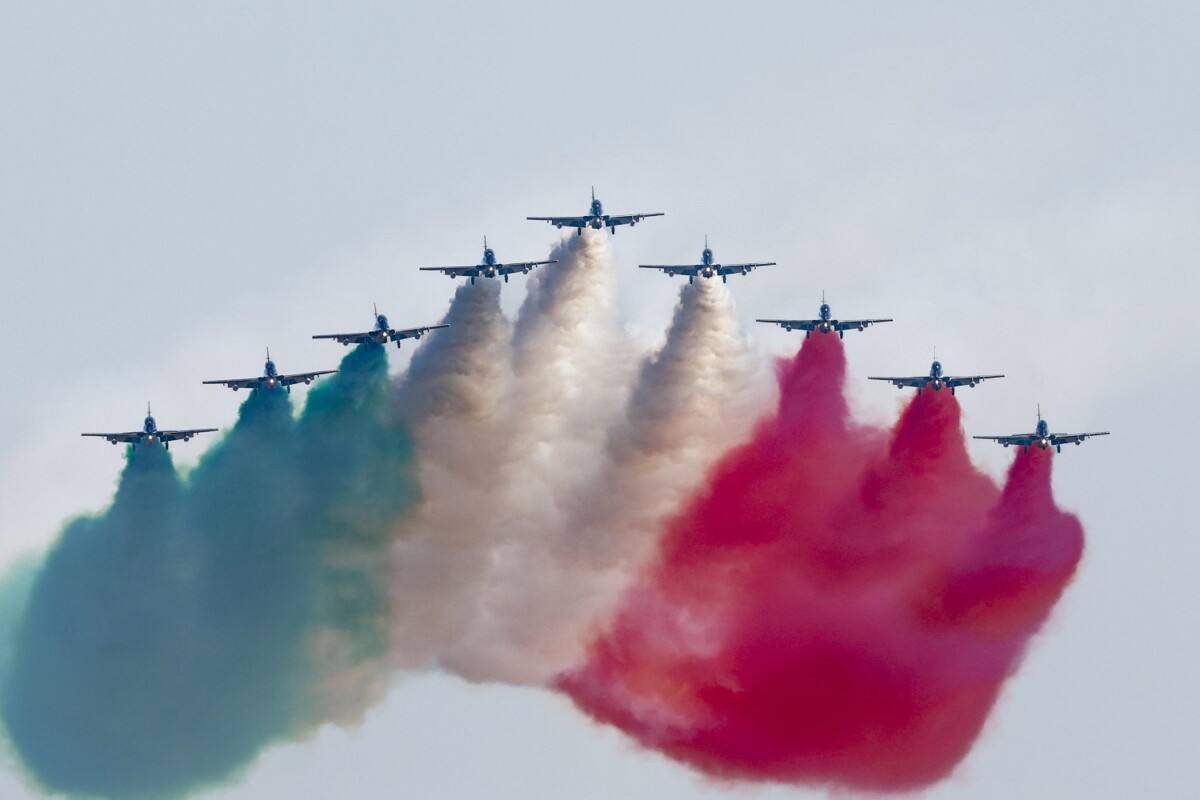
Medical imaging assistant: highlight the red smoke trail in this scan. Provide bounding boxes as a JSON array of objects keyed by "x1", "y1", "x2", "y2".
[{"x1": 558, "y1": 333, "x2": 1084, "y2": 791}]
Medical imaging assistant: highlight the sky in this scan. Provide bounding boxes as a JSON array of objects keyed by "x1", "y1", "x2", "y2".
[{"x1": 2, "y1": 1, "x2": 1199, "y2": 797}]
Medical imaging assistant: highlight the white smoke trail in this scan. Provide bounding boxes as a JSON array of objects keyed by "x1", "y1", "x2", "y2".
[
  {"x1": 437, "y1": 231, "x2": 636, "y2": 683},
  {"x1": 390, "y1": 279, "x2": 514, "y2": 670},
  {"x1": 505, "y1": 278, "x2": 772, "y2": 678},
  {"x1": 565, "y1": 278, "x2": 771, "y2": 567},
  {"x1": 389, "y1": 232, "x2": 772, "y2": 685}
]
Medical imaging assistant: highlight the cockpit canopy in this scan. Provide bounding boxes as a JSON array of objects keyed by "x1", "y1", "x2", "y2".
[
  {"x1": 702, "y1": 248, "x2": 714, "y2": 265},
  {"x1": 265, "y1": 359, "x2": 278, "y2": 377},
  {"x1": 930, "y1": 360, "x2": 943, "y2": 378},
  {"x1": 376, "y1": 314, "x2": 390, "y2": 330},
  {"x1": 819, "y1": 303, "x2": 832, "y2": 320},
  {"x1": 1036, "y1": 418, "x2": 1050, "y2": 437},
  {"x1": 590, "y1": 198, "x2": 603, "y2": 216},
  {"x1": 143, "y1": 415, "x2": 157, "y2": 433}
]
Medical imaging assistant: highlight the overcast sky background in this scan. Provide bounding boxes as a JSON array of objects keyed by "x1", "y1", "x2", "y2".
[{"x1": 2, "y1": 2, "x2": 1198, "y2": 797}]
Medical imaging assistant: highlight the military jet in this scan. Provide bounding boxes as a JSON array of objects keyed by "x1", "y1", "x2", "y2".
[
  {"x1": 758, "y1": 294, "x2": 892, "y2": 339},
  {"x1": 869, "y1": 356, "x2": 1002, "y2": 395},
  {"x1": 203, "y1": 349, "x2": 337, "y2": 394},
  {"x1": 527, "y1": 187, "x2": 663, "y2": 235},
  {"x1": 82, "y1": 404, "x2": 217, "y2": 450},
  {"x1": 313, "y1": 305, "x2": 447, "y2": 348},
  {"x1": 420, "y1": 238, "x2": 556, "y2": 284},
  {"x1": 975, "y1": 407, "x2": 1109, "y2": 453},
  {"x1": 640, "y1": 237, "x2": 774, "y2": 283}
]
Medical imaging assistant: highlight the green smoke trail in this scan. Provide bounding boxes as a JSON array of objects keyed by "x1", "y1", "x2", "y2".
[
  {"x1": 0, "y1": 343, "x2": 417, "y2": 799},
  {"x1": 294, "y1": 342, "x2": 419, "y2": 726}
]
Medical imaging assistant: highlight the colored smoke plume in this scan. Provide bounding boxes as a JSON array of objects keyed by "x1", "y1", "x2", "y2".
[
  {"x1": 390, "y1": 232, "x2": 768, "y2": 684},
  {"x1": 558, "y1": 332, "x2": 1084, "y2": 791},
  {"x1": 0, "y1": 344, "x2": 416, "y2": 799}
]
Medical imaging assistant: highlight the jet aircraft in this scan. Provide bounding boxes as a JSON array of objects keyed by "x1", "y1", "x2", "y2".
[
  {"x1": 758, "y1": 294, "x2": 892, "y2": 339},
  {"x1": 82, "y1": 404, "x2": 217, "y2": 450},
  {"x1": 640, "y1": 237, "x2": 774, "y2": 283},
  {"x1": 974, "y1": 407, "x2": 1109, "y2": 453},
  {"x1": 527, "y1": 187, "x2": 663, "y2": 235},
  {"x1": 203, "y1": 349, "x2": 337, "y2": 394},
  {"x1": 313, "y1": 305, "x2": 447, "y2": 348},
  {"x1": 420, "y1": 238, "x2": 556, "y2": 284},
  {"x1": 869, "y1": 356, "x2": 1002, "y2": 395}
]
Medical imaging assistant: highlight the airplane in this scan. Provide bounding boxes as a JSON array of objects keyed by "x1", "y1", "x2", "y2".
[
  {"x1": 869, "y1": 354, "x2": 1003, "y2": 395},
  {"x1": 974, "y1": 406, "x2": 1110, "y2": 453},
  {"x1": 203, "y1": 349, "x2": 337, "y2": 394},
  {"x1": 527, "y1": 187, "x2": 664, "y2": 235},
  {"x1": 757, "y1": 294, "x2": 893, "y2": 339},
  {"x1": 419, "y1": 238, "x2": 557, "y2": 284},
  {"x1": 313, "y1": 305, "x2": 448, "y2": 348},
  {"x1": 639, "y1": 237, "x2": 775, "y2": 283},
  {"x1": 82, "y1": 403, "x2": 217, "y2": 450}
]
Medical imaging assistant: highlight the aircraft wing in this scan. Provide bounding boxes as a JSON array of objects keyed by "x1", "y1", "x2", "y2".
[
  {"x1": 834, "y1": 318, "x2": 893, "y2": 331},
  {"x1": 495, "y1": 260, "x2": 557, "y2": 277},
  {"x1": 81, "y1": 431, "x2": 143, "y2": 444},
  {"x1": 973, "y1": 433, "x2": 1035, "y2": 446},
  {"x1": 714, "y1": 262, "x2": 775, "y2": 277},
  {"x1": 639, "y1": 264, "x2": 704, "y2": 277},
  {"x1": 945, "y1": 374, "x2": 1004, "y2": 388},
  {"x1": 526, "y1": 216, "x2": 591, "y2": 229},
  {"x1": 390, "y1": 324, "x2": 449, "y2": 341},
  {"x1": 158, "y1": 428, "x2": 219, "y2": 443},
  {"x1": 756, "y1": 318, "x2": 819, "y2": 332},
  {"x1": 605, "y1": 212, "x2": 664, "y2": 227},
  {"x1": 202, "y1": 377, "x2": 262, "y2": 390},
  {"x1": 868, "y1": 376, "x2": 929, "y2": 388},
  {"x1": 1050, "y1": 431, "x2": 1110, "y2": 446},
  {"x1": 313, "y1": 331, "x2": 378, "y2": 345},
  {"x1": 278, "y1": 370, "x2": 338, "y2": 387},
  {"x1": 419, "y1": 266, "x2": 481, "y2": 278}
]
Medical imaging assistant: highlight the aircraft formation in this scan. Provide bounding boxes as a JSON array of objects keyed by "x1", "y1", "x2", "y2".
[{"x1": 82, "y1": 188, "x2": 1108, "y2": 454}]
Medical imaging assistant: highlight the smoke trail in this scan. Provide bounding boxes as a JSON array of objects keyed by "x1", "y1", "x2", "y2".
[
  {"x1": 0, "y1": 343, "x2": 417, "y2": 799},
  {"x1": 438, "y1": 230, "x2": 637, "y2": 682},
  {"x1": 558, "y1": 333, "x2": 1085, "y2": 792},
  {"x1": 0, "y1": 554, "x2": 41, "y2": 692},
  {"x1": 294, "y1": 342, "x2": 420, "y2": 726},
  {"x1": 521, "y1": 279, "x2": 771, "y2": 673},
  {"x1": 389, "y1": 237, "x2": 776, "y2": 686},
  {"x1": 390, "y1": 278, "x2": 514, "y2": 671},
  {"x1": 563, "y1": 278, "x2": 769, "y2": 567},
  {"x1": 0, "y1": 445, "x2": 201, "y2": 799},
  {"x1": 390, "y1": 232, "x2": 635, "y2": 683}
]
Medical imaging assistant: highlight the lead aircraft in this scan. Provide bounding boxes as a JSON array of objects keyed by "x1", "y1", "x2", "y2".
[
  {"x1": 313, "y1": 306, "x2": 447, "y2": 348},
  {"x1": 203, "y1": 349, "x2": 337, "y2": 394},
  {"x1": 82, "y1": 404, "x2": 217, "y2": 450},
  {"x1": 420, "y1": 238, "x2": 556, "y2": 284},
  {"x1": 975, "y1": 407, "x2": 1109, "y2": 453},
  {"x1": 758, "y1": 294, "x2": 892, "y2": 339},
  {"x1": 640, "y1": 237, "x2": 774, "y2": 283},
  {"x1": 527, "y1": 188, "x2": 663, "y2": 235}
]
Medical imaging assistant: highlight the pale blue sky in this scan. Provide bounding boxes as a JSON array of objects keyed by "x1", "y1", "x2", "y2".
[{"x1": 1, "y1": 2, "x2": 1198, "y2": 797}]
